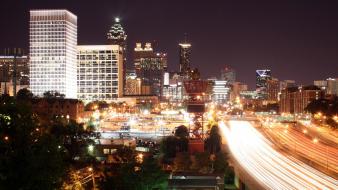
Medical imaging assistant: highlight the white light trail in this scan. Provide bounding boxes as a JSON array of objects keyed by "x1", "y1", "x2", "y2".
[{"x1": 220, "y1": 120, "x2": 338, "y2": 190}]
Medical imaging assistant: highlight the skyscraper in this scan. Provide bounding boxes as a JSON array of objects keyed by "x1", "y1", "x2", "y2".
[
  {"x1": 0, "y1": 48, "x2": 29, "y2": 96},
  {"x1": 256, "y1": 69, "x2": 272, "y2": 99},
  {"x1": 179, "y1": 43, "x2": 191, "y2": 76},
  {"x1": 221, "y1": 67, "x2": 236, "y2": 84},
  {"x1": 29, "y1": 10, "x2": 77, "y2": 98},
  {"x1": 267, "y1": 78, "x2": 279, "y2": 102},
  {"x1": 107, "y1": 17, "x2": 127, "y2": 94},
  {"x1": 77, "y1": 45, "x2": 123, "y2": 102},
  {"x1": 134, "y1": 43, "x2": 167, "y2": 96}
]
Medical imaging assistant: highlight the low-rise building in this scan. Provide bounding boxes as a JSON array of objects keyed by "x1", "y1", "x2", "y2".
[
  {"x1": 168, "y1": 172, "x2": 224, "y2": 190},
  {"x1": 30, "y1": 98, "x2": 84, "y2": 124}
]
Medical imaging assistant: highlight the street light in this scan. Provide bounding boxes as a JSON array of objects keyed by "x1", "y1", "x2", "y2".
[{"x1": 312, "y1": 138, "x2": 318, "y2": 144}]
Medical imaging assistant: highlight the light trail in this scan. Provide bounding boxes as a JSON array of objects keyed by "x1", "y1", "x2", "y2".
[
  {"x1": 272, "y1": 125, "x2": 338, "y2": 173},
  {"x1": 220, "y1": 120, "x2": 338, "y2": 190}
]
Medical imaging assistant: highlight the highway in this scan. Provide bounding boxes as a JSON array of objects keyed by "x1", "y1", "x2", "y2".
[
  {"x1": 261, "y1": 122, "x2": 338, "y2": 177},
  {"x1": 220, "y1": 120, "x2": 338, "y2": 190}
]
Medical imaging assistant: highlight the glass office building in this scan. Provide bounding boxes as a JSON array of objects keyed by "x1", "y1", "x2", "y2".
[{"x1": 77, "y1": 45, "x2": 123, "y2": 102}]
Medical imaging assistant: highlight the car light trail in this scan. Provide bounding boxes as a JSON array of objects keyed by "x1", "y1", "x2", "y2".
[{"x1": 219, "y1": 120, "x2": 338, "y2": 190}]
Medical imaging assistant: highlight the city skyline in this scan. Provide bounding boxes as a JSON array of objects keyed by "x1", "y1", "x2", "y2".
[{"x1": 1, "y1": 0, "x2": 338, "y2": 88}]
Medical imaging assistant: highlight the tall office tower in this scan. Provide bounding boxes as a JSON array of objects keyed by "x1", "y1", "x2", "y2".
[
  {"x1": 178, "y1": 42, "x2": 191, "y2": 76},
  {"x1": 107, "y1": 17, "x2": 127, "y2": 94},
  {"x1": 0, "y1": 48, "x2": 29, "y2": 96},
  {"x1": 29, "y1": 10, "x2": 77, "y2": 98},
  {"x1": 256, "y1": 69, "x2": 272, "y2": 99},
  {"x1": 267, "y1": 78, "x2": 280, "y2": 102},
  {"x1": 77, "y1": 45, "x2": 123, "y2": 102},
  {"x1": 220, "y1": 67, "x2": 236, "y2": 84},
  {"x1": 208, "y1": 79, "x2": 230, "y2": 103},
  {"x1": 134, "y1": 43, "x2": 167, "y2": 96}
]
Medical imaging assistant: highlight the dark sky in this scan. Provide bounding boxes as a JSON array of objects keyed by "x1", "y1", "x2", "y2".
[{"x1": 1, "y1": 0, "x2": 338, "y2": 89}]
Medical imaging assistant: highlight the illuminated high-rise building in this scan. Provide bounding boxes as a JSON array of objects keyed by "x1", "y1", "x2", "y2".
[
  {"x1": 208, "y1": 79, "x2": 230, "y2": 103},
  {"x1": 134, "y1": 43, "x2": 167, "y2": 96},
  {"x1": 267, "y1": 78, "x2": 279, "y2": 102},
  {"x1": 77, "y1": 45, "x2": 123, "y2": 102},
  {"x1": 29, "y1": 10, "x2": 77, "y2": 98},
  {"x1": 179, "y1": 42, "x2": 191, "y2": 75},
  {"x1": 107, "y1": 17, "x2": 127, "y2": 94},
  {"x1": 221, "y1": 67, "x2": 236, "y2": 84},
  {"x1": 0, "y1": 48, "x2": 29, "y2": 96},
  {"x1": 256, "y1": 69, "x2": 272, "y2": 99}
]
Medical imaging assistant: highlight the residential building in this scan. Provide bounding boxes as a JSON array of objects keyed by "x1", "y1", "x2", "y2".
[
  {"x1": 30, "y1": 98, "x2": 84, "y2": 124},
  {"x1": 29, "y1": 10, "x2": 77, "y2": 98},
  {"x1": 313, "y1": 80, "x2": 327, "y2": 91},
  {"x1": 326, "y1": 78, "x2": 338, "y2": 95},
  {"x1": 77, "y1": 45, "x2": 123, "y2": 102},
  {"x1": 280, "y1": 85, "x2": 323, "y2": 113}
]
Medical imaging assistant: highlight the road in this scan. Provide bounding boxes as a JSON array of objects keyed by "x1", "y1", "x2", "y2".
[
  {"x1": 220, "y1": 120, "x2": 338, "y2": 190},
  {"x1": 261, "y1": 122, "x2": 338, "y2": 177}
]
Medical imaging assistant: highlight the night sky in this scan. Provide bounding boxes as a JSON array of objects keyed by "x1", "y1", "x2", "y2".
[{"x1": 1, "y1": 0, "x2": 338, "y2": 89}]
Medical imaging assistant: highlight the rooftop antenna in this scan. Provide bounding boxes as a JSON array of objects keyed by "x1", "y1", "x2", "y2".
[{"x1": 184, "y1": 33, "x2": 188, "y2": 43}]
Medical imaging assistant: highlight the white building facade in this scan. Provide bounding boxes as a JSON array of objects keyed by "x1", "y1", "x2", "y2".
[
  {"x1": 211, "y1": 80, "x2": 230, "y2": 103},
  {"x1": 77, "y1": 45, "x2": 123, "y2": 102},
  {"x1": 29, "y1": 10, "x2": 77, "y2": 98}
]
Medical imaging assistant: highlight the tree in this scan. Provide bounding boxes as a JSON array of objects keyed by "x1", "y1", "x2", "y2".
[
  {"x1": 327, "y1": 118, "x2": 338, "y2": 129},
  {"x1": 205, "y1": 125, "x2": 221, "y2": 154},
  {"x1": 160, "y1": 136, "x2": 177, "y2": 162},
  {"x1": 99, "y1": 155, "x2": 167, "y2": 190},
  {"x1": 191, "y1": 152, "x2": 210, "y2": 173},
  {"x1": 43, "y1": 90, "x2": 65, "y2": 99},
  {"x1": 0, "y1": 99, "x2": 66, "y2": 189},
  {"x1": 50, "y1": 118, "x2": 95, "y2": 163},
  {"x1": 173, "y1": 152, "x2": 191, "y2": 171},
  {"x1": 84, "y1": 101, "x2": 109, "y2": 111},
  {"x1": 138, "y1": 156, "x2": 168, "y2": 189},
  {"x1": 174, "y1": 125, "x2": 189, "y2": 138},
  {"x1": 213, "y1": 152, "x2": 229, "y2": 173},
  {"x1": 16, "y1": 88, "x2": 33, "y2": 100}
]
